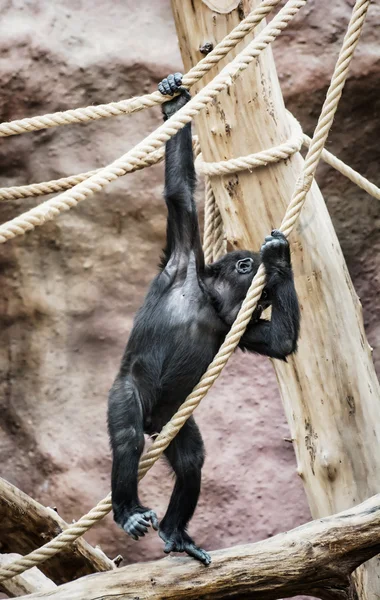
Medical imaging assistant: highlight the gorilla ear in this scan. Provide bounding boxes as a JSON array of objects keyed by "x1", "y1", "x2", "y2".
[{"x1": 236, "y1": 258, "x2": 254, "y2": 274}]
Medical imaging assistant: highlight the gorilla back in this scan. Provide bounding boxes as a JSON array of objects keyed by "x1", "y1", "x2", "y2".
[{"x1": 108, "y1": 73, "x2": 300, "y2": 566}]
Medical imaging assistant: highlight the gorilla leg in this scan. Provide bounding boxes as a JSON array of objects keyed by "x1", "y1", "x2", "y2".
[
  {"x1": 108, "y1": 378, "x2": 158, "y2": 539},
  {"x1": 159, "y1": 417, "x2": 211, "y2": 565}
]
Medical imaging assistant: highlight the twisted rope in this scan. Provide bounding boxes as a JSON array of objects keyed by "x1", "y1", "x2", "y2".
[
  {"x1": 203, "y1": 177, "x2": 217, "y2": 263},
  {"x1": 2, "y1": 116, "x2": 379, "y2": 203},
  {"x1": 212, "y1": 203, "x2": 227, "y2": 261},
  {"x1": 0, "y1": 0, "x2": 305, "y2": 245},
  {"x1": 0, "y1": 0, "x2": 370, "y2": 584},
  {"x1": 0, "y1": 148, "x2": 166, "y2": 201},
  {"x1": 203, "y1": 177, "x2": 226, "y2": 262},
  {"x1": 195, "y1": 114, "x2": 303, "y2": 176},
  {"x1": 0, "y1": 0, "x2": 281, "y2": 138},
  {"x1": 279, "y1": 0, "x2": 369, "y2": 237},
  {"x1": 0, "y1": 0, "x2": 306, "y2": 582},
  {"x1": 301, "y1": 132, "x2": 380, "y2": 201}
]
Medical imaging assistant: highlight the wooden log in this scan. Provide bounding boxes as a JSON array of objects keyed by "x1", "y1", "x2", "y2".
[
  {"x1": 0, "y1": 477, "x2": 114, "y2": 585},
  {"x1": 15, "y1": 494, "x2": 380, "y2": 600},
  {"x1": 0, "y1": 554, "x2": 56, "y2": 597},
  {"x1": 170, "y1": 1, "x2": 380, "y2": 597}
]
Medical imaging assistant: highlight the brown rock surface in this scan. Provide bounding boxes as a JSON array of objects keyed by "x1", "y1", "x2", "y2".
[{"x1": 0, "y1": 0, "x2": 379, "y2": 593}]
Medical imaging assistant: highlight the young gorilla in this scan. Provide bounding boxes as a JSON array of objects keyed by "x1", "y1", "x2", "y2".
[{"x1": 108, "y1": 74, "x2": 300, "y2": 566}]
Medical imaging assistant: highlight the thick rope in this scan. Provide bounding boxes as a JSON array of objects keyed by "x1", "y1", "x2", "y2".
[
  {"x1": 279, "y1": 0, "x2": 370, "y2": 236},
  {"x1": 195, "y1": 138, "x2": 217, "y2": 263},
  {"x1": 2, "y1": 116, "x2": 379, "y2": 203},
  {"x1": 0, "y1": 0, "x2": 306, "y2": 582},
  {"x1": 301, "y1": 133, "x2": 380, "y2": 201},
  {"x1": 0, "y1": 0, "x2": 305, "y2": 245},
  {"x1": 0, "y1": 0, "x2": 281, "y2": 138},
  {"x1": 203, "y1": 177, "x2": 217, "y2": 263},
  {"x1": 0, "y1": 140, "x2": 204, "y2": 202},
  {"x1": 0, "y1": 0, "x2": 369, "y2": 583},
  {"x1": 212, "y1": 203, "x2": 227, "y2": 261},
  {"x1": 203, "y1": 177, "x2": 226, "y2": 262},
  {"x1": 195, "y1": 114, "x2": 304, "y2": 176},
  {"x1": 0, "y1": 147, "x2": 166, "y2": 201}
]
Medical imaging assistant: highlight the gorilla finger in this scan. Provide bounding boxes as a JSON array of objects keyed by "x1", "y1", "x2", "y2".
[
  {"x1": 134, "y1": 523, "x2": 148, "y2": 534},
  {"x1": 130, "y1": 524, "x2": 145, "y2": 537},
  {"x1": 165, "y1": 76, "x2": 175, "y2": 95},
  {"x1": 158, "y1": 82, "x2": 166, "y2": 96},
  {"x1": 174, "y1": 72, "x2": 183, "y2": 86},
  {"x1": 271, "y1": 229, "x2": 283, "y2": 237},
  {"x1": 167, "y1": 73, "x2": 176, "y2": 92},
  {"x1": 201, "y1": 552, "x2": 212, "y2": 566},
  {"x1": 124, "y1": 527, "x2": 139, "y2": 541},
  {"x1": 147, "y1": 511, "x2": 159, "y2": 530},
  {"x1": 161, "y1": 79, "x2": 173, "y2": 96}
]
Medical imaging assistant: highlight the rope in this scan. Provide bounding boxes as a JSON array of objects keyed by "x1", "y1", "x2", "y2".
[
  {"x1": 2, "y1": 115, "x2": 379, "y2": 203},
  {"x1": 301, "y1": 132, "x2": 380, "y2": 201},
  {"x1": 0, "y1": 0, "x2": 306, "y2": 582},
  {"x1": 0, "y1": 148, "x2": 166, "y2": 201},
  {"x1": 212, "y1": 203, "x2": 227, "y2": 261},
  {"x1": 0, "y1": 0, "x2": 369, "y2": 583},
  {"x1": 195, "y1": 114, "x2": 304, "y2": 176},
  {"x1": 202, "y1": 177, "x2": 217, "y2": 263},
  {"x1": 0, "y1": 0, "x2": 305, "y2": 245},
  {"x1": 0, "y1": 0, "x2": 281, "y2": 138},
  {"x1": 203, "y1": 178, "x2": 226, "y2": 262},
  {"x1": 279, "y1": 0, "x2": 370, "y2": 236}
]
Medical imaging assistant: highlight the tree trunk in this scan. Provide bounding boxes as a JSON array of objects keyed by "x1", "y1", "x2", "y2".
[
  {"x1": 0, "y1": 477, "x2": 114, "y2": 585},
  {"x1": 170, "y1": 1, "x2": 380, "y2": 597},
  {"x1": 15, "y1": 494, "x2": 380, "y2": 600}
]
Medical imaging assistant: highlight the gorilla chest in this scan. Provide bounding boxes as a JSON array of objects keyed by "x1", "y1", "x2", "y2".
[{"x1": 164, "y1": 283, "x2": 218, "y2": 333}]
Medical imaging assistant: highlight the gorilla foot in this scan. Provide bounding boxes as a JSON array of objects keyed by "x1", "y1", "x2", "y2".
[{"x1": 159, "y1": 529, "x2": 211, "y2": 565}]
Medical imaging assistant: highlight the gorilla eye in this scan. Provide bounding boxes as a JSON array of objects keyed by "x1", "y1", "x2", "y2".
[{"x1": 236, "y1": 258, "x2": 254, "y2": 274}]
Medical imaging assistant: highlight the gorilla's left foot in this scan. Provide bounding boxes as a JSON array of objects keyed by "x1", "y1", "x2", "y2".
[{"x1": 159, "y1": 528, "x2": 211, "y2": 565}]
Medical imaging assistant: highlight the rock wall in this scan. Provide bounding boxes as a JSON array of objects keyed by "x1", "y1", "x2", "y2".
[{"x1": 0, "y1": 0, "x2": 379, "y2": 588}]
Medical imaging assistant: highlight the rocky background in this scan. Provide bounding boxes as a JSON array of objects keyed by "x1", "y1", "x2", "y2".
[{"x1": 0, "y1": 0, "x2": 379, "y2": 595}]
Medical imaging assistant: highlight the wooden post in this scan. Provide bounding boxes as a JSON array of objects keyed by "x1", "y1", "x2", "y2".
[{"x1": 170, "y1": 0, "x2": 380, "y2": 597}]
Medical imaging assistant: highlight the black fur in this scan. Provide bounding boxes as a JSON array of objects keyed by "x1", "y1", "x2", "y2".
[{"x1": 108, "y1": 74, "x2": 300, "y2": 566}]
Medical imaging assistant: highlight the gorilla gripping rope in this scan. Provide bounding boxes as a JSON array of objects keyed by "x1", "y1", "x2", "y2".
[
  {"x1": 0, "y1": 0, "x2": 370, "y2": 583},
  {"x1": 0, "y1": 0, "x2": 306, "y2": 244}
]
